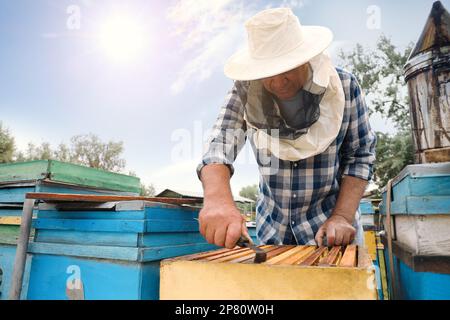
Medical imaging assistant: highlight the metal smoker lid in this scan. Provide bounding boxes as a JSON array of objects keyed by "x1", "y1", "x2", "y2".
[
  {"x1": 409, "y1": 1, "x2": 450, "y2": 59},
  {"x1": 404, "y1": 1, "x2": 450, "y2": 79}
]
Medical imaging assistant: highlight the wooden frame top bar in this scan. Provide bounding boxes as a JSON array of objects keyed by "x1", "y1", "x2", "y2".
[
  {"x1": 176, "y1": 245, "x2": 362, "y2": 267},
  {"x1": 25, "y1": 192, "x2": 202, "y2": 205}
]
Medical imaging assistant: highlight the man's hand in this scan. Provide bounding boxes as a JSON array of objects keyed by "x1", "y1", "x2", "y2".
[
  {"x1": 315, "y1": 175, "x2": 367, "y2": 246},
  {"x1": 315, "y1": 214, "x2": 356, "y2": 246},
  {"x1": 198, "y1": 164, "x2": 251, "y2": 248},
  {"x1": 199, "y1": 203, "x2": 250, "y2": 249}
]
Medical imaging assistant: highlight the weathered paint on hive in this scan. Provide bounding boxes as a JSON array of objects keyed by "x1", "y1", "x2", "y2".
[{"x1": 0, "y1": 160, "x2": 140, "y2": 193}]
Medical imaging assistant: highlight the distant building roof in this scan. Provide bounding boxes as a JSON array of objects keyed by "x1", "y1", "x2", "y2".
[{"x1": 155, "y1": 188, "x2": 255, "y2": 203}]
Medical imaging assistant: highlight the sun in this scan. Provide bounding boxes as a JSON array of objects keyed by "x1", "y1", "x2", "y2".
[{"x1": 99, "y1": 14, "x2": 147, "y2": 63}]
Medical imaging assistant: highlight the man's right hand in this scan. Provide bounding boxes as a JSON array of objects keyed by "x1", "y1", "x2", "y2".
[{"x1": 199, "y1": 202, "x2": 250, "y2": 249}]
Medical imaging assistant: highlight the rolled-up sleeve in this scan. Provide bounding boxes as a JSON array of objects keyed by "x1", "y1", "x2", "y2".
[
  {"x1": 340, "y1": 75, "x2": 377, "y2": 181},
  {"x1": 196, "y1": 82, "x2": 247, "y2": 180}
]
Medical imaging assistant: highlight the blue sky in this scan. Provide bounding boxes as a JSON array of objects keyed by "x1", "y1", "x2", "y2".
[{"x1": 0, "y1": 0, "x2": 446, "y2": 194}]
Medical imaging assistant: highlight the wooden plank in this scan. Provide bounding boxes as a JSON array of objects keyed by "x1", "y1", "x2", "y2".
[
  {"x1": 28, "y1": 242, "x2": 141, "y2": 261},
  {"x1": 48, "y1": 160, "x2": 141, "y2": 193},
  {"x1": 298, "y1": 246, "x2": 328, "y2": 266},
  {"x1": 32, "y1": 218, "x2": 146, "y2": 233},
  {"x1": 0, "y1": 186, "x2": 36, "y2": 203},
  {"x1": 35, "y1": 229, "x2": 139, "y2": 247},
  {"x1": 318, "y1": 246, "x2": 342, "y2": 266},
  {"x1": 209, "y1": 248, "x2": 254, "y2": 262},
  {"x1": 237, "y1": 245, "x2": 294, "y2": 264},
  {"x1": 37, "y1": 181, "x2": 137, "y2": 198},
  {"x1": 405, "y1": 196, "x2": 450, "y2": 214},
  {"x1": 208, "y1": 246, "x2": 273, "y2": 262},
  {"x1": 140, "y1": 243, "x2": 219, "y2": 262},
  {"x1": 25, "y1": 192, "x2": 201, "y2": 205},
  {"x1": 264, "y1": 246, "x2": 307, "y2": 265},
  {"x1": 32, "y1": 217, "x2": 200, "y2": 233},
  {"x1": 183, "y1": 248, "x2": 233, "y2": 261},
  {"x1": 357, "y1": 246, "x2": 372, "y2": 269},
  {"x1": 226, "y1": 245, "x2": 276, "y2": 263},
  {"x1": 0, "y1": 160, "x2": 49, "y2": 182},
  {"x1": 0, "y1": 160, "x2": 141, "y2": 193},
  {"x1": 339, "y1": 245, "x2": 357, "y2": 267},
  {"x1": 0, "y1": 216, "x2": 21, "y2": 225},
  {"x1": 37, "y1": 209, "x2": 147, "y2": 220},
  {"x1": 424, "y1": 147, "x2": 450, "y2": 163},
  {"x1": 146, "y1": 220, "x2": 199, "y2": 233},
  {"x1": 141, "y1": 232, "x2": 209, "y2": 247},
  {"x1": 281, "y1": 246, "x2": 316, "y2": 265},
  {"x1": 0, "y1": 225, "x2": 21, "y2": 244}
]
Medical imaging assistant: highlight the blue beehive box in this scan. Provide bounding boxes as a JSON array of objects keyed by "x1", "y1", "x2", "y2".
[
  {"x1": 379, "y1": 163, "x2": 450, "y2": 255},
  {"x1": 359, "y1": 200, "x2": 376, "y2": 230},
  {"x1": 24, "y1": 200, "x2": 216, "y2": 300},
  {"x1": 0, "y1": 161, "x2": 141, "y2": 300},
  {"x1": 379, "y1": 162, "x2": 450, "y2": 299}
]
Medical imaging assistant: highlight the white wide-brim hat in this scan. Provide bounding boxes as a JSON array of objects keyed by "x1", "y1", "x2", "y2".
[{"x1": 224, "y1": 8, "x2": 333, "y2": 81}]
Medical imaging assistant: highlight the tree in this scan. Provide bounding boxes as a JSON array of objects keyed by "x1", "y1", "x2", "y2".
[
  {"x1": 140, "y1": 183, "x2": 156, "y2": 197},
  {"x1": 339, "y1": 34, "x2": 414, "y2": 129},
  {"x1": 128, "y1": 171, "x2": 156, "y2": 197},
  {"x1": 239, "y1": 184, "x2": 258, "y2": 201},
  {"x1": 0, "y1": 122, "x2": 15, "y2": 163},
  {"x1": 14, "y1": 133, "x2": 126, "y2": 172},
  {"x1": 68, "y1": 134, "x2": 125, "y2": 172},
  {"x1": 374, "y1": 131, "x2": 414, "y2": 188},
  {"x1": 22, "y1": 142, "x2": 53, "y2": 161},
  {"x1": 339, "y1": 35, "x2": 416, "y2": 191}
]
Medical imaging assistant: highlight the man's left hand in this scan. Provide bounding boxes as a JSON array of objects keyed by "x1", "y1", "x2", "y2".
[{"x1": 315, "y1": 214, "x2": 356, "y2": 246}]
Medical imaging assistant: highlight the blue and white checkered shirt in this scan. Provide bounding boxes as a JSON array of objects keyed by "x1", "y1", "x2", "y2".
[{"x1": 197, "y1": 68, "x2": 376, "y2": 245}]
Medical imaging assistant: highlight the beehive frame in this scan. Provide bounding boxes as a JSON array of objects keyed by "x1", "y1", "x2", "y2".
[{"x1": 160, "y1": 245, "x2": 377, "y2": 300}]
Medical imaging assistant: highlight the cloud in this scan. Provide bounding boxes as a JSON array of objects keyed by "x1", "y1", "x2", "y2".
[
  {"x1": 167, "y1": 0, "x2": 305, "y2": 94},
  {"x1": 166, "y1": 0, "x2": 309, "y2": 95},
  {"x1": 167, "y1": 0, "x2": 249, "y2": 94},
  {"x1": 142, "y1": 159, "x2": 203, "y2": 193}
]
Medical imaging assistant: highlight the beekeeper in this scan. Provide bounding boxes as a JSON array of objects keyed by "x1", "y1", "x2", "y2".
[{"x1": 196, "y1": 8, "x2": 376, "y2": 249}]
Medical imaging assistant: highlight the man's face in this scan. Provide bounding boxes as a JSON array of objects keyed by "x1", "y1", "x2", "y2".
[{"x1": 261, "y1": 63, "x2": 309, "y2": 100}]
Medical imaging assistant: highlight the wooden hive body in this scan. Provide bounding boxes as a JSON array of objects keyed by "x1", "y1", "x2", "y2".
[
  {"x1": 0, "y1": 161, "x2": 141, "y2": 299},
  {"x1": 380, "y1": 163, "x2": 450, "y2": 255},
  {"x1": 1, "y1": 198, "x2": 216, "y2": 300},
  {"x1": 160, "y1": 245, "x2": 377, "y2": 300}
]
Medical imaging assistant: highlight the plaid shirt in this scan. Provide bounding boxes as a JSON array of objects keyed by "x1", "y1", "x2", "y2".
[{"x1": 197, "y1": 68, "x2": 376, "y2": 245}]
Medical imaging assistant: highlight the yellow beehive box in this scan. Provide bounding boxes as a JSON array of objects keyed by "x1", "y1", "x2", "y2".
[
  {"x1": 160, "y1": 245, "x2": 377, "y2": 300},
  {"x1": 364, "y1": 230, "x2": 377, "y2": 260}
]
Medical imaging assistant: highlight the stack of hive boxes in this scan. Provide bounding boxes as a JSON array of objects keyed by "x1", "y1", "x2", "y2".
[
  {"x1": 0, "y1": 160, "x2": 140, "y2": 299},
  {"x1": 26, "y1": 199, "x2": 217, "y2": 300},
  {"x1": 379, "y1": 163, "x2": 450, "y2": 299}
]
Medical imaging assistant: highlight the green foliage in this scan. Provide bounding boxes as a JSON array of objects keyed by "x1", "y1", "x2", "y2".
[
  {"x1": 374, "y1": 131, "x2": 415, "y2": 188},
  {"x1": 339, "y1": 35, "x2": 416, "y2": 189},
  {"x1": 21, "y1": 142, "x2": 53, "y2": 161},
  {"x1": 13, "y1": 133, "x2": 126, "y2": 172},
  {"x1": 339, "y1": 35, "x2": 414, "y2": 129},
  {"x1": 239, "y1": 184, "x2": 258, "y2": 201},
  {"x1": 67, "y1": 134, "x2": 126, "y2": 172},
  {"x1": 0, "y1": 122, "x2": 15, "y2": 163}
]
